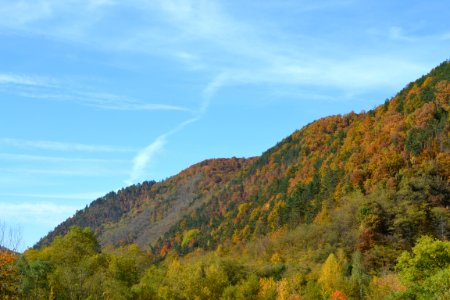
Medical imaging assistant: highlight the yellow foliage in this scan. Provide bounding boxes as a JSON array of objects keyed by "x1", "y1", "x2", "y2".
[
  {"x1": 271, "y1": 252, "x2": 284, "y2": 264},
  {"x1": 318, "y1": 253, "x2": 344, "y2": 295},
  {"x1": 421, "y1": 76, "x2": 433, "y2": 88},
  {"x1": 277, "y1": 278, "x2": 290, "y2": 300},
  {"x1": 237, "y1": 203, "x2": 250, "y2": 219},
  {"x1": 259, "y1": 277, "x2": 277, "y2": 299},
  {"x1": 314, "y1": 204, "x2": 330, "y2": 224}
]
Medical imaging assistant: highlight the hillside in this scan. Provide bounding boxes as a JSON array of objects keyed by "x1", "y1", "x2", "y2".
[
  {"x1": 36, "y1": 157, "x2": 254, "y2": 248},
  {"x1": 17, "y1": 60, "x2": 450, "y2": 299},
  {"x1": 39, "y1": 61, "x2": 449, "y2": 258}
]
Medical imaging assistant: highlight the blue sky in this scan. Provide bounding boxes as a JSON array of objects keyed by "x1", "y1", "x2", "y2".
[{"x1": 1, "y1": 0, "x2": 449, "y2": 250}]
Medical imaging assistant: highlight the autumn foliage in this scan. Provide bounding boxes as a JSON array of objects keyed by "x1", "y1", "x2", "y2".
[{"x1": 0, "y1": 250, "x2": 19, "y2": 297}]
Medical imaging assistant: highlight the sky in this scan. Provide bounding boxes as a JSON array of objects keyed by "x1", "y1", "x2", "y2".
[{"x1": 0, "y1": 0, "x2": 449, "y2": 250}]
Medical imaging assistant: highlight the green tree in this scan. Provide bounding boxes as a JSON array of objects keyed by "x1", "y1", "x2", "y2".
[
  {"x1": 45, "y1": 227, "x2": 101, "y2": 299},
  {"x1": 349, "y1": 251, "x2": 369, "y2": 299},
  {"x1": 397, "y1": 236, "x2": 450, "y2": 283},
  {"x1": 18, "y1": 257, "x2": 52, "y2": 299},
  {"x1": 392, "y1": 236, "x2": 450, "y2": 299}
]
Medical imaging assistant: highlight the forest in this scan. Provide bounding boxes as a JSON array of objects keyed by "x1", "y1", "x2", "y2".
[
  {"x1": 1, "y1": 61, "x2": 449, "y2": 299},
  {"x1": 1, "y1": 227, "x2": 450, "y2": 299}
]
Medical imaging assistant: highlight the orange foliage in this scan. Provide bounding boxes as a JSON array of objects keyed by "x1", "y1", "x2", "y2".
[
  {"x1": 159, "y1": 243, "x2": 170, "y2": 256},
  {"x1": 0, "y1": 250, "x2": 18, "y2": 296},
  {"x1": 331, "y1": 290, "x2": 348, "y2": 300}
]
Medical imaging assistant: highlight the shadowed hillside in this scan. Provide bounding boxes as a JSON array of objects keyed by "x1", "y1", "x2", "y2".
[{"x1": 36, "y1": 157, "x2": 254, "y2": 248}]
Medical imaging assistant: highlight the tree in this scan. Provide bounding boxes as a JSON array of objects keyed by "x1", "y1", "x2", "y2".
[
  {"x1": 392, "y1": 236, "x2": 450, "y2": 299},
  {"x1": 318, "y1": 253, "x2": 344, "y2": 296},
  {"x1": 44, "y1": 227, "x2": 101, "y2": 299},
  {"x1": 349, "y1": 251, "x2": 369, "y2": 299},
  {"x1": 405, "y1": 128, "x2": 427, "y2": 155},
  {"x1": 397, "y1": 236, "x2": 450, "y2": 283},
  {"x1": 19, "y1": 257, "x2": 52, "y2": 299},
  {"x1": 182, "y1": 228, "x2": 201, "y2": 248},
  {"x1": 0, "y1": 250, "x2": 19, "y2": 297}
]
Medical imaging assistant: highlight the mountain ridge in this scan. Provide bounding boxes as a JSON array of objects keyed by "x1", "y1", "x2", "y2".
[
  {"x1": 37, "y1": 61, "x2": 450, "y2": 263},
  {"x1": 36, "y1": 157, "x2": 255, "y2": 248}
]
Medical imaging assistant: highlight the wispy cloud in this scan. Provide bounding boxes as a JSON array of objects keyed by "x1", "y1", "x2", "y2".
[
  {"x1": 202, "y1": 72, "x2": 229, "y2": 103},
  {"x1": 0, "y1": 202, "x2": 79, "y2": 226},
  {"x1": 0, "y1": 73, "x2": 50, "y2": 86},
  {"x1": 127, "y1": 116, "x2": 200, "y2": 183},
  {"x1": 127, "y1": 135, "x2": 166, "y2": 184},
  {"x1": 144, "y1": 0, "x2": 429, "y2": 96},
  {"x1": 0, "y1": 138, "x2": 135, "y2": 153},
  {"x1": 88, "y1": 101, "x2": 190, "y2": 112},
  {"x1": 56, "y1": 91, "x2": 191, "y2": 112},
  {"x1": 2, "y1": 79, "x2": 190, "y2": 112}
]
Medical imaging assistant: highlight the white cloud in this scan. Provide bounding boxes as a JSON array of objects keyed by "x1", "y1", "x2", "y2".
[{"x1": 127, "y1": 135, "x2": 166, "y2": 184}]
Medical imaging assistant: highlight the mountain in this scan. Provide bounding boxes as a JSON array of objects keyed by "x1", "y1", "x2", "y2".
[
  {"x1": 22, "y1": 61, "x2": 450, "y2": 300},
  {"x1": 38, "y1": 61, "x2": 450, "y2": 263}
]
